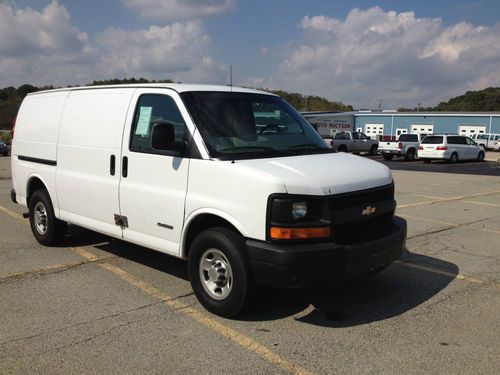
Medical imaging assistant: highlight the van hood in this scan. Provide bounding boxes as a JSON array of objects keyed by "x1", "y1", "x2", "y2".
[{"x1": 235, "y1": 153, "x2": 393, "y2": 196}]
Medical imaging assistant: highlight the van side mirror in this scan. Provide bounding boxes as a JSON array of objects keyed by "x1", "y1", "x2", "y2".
[{"x1": 151, "y1": 122, "x2": 187, "y2": 155}]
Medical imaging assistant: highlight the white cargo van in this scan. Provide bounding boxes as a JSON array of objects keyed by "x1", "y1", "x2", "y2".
[{"x1": 11, "y1": 84, "x2": 406, "y2": 317}]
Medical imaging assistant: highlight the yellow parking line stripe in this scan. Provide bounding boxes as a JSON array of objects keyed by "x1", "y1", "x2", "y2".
[
  {"x1": 463, "y1": 200, "x2": 500, "y2": 208},
  {"x1": 99, "y1": 263, "x2": 315, "y2": 375},
  {"x1": 395, "y1": 261, "x2": 500, "y2": 288},
  {"x1": 480, "y1": 228, "x2": 500, "y2": 236},
  {"x1": 398, "y1": 190, "x2": 500, "y2": 209},
  {"x1": 73, "y1": 247, "x2": 103, "y2": 262},
  {"x1": 398, "y1": 213, "x2": 458, "y2": 227},
  {"x1": 0, "y1": 205, "x2": 25, "y2": 222},
  {"x1": 413, "y1": 194, "x2": 448, "y2": 200}
]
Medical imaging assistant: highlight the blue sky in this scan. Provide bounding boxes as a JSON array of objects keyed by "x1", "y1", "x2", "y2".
[{"x1": 1, "y1": 0, "x2": 499, "y2": 108}]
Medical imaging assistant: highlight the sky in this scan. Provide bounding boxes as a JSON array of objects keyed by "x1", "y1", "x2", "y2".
[{"x1": 1, "y1": 0, "x2": 500, "y2": 109}]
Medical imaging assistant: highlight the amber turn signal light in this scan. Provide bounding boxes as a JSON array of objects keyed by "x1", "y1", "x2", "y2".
[{"x1": 270, "y1": 226, "x2": 331, "y2": 240}]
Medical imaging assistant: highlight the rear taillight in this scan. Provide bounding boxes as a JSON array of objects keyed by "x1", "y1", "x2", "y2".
[
  {"x1": 418, "y1": 145, "x2": 423, "y2": 150},
  {"x1": 398, "y1": 142, "x2": 403, "y2": 150},
  {"x1": 436, "y1": 146, "x2": 447, "y2": 150}
]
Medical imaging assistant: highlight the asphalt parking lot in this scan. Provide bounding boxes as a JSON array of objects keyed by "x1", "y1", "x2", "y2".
[{"x1": 1, "y1": 155, "x2": 499, "y2": 374}]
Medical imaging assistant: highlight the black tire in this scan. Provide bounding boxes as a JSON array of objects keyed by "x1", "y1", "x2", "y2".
[
  {"x1": 423, "y1": 159, "x2": 431, "y2": 163},
  {"x1": 369, "y1": 145, "x2": 378, "y2": 155},
  {"x1": 188, "y1": 227, "x2": 253, "y2": 318},
  {"x1": 2, "y1": 152, "x2": 7, "y2": 156},
  {"x1": 477, "y1": 151, "x2": 485, "y2": 162},
  {"x1": 337, "y1": 145, "x2": 347, "y2": 153},
  {"x1": 383, "y1": 154, "x2": 393, "y2": 161},
  {"x1": 404, "y1": 149, "x2": 415, "y2": 161},
  {"x1": 449, "y1": 153, "x2": 458, "y2": 164},
  {"x1": 28, "y1": 190, "x2": 67, "y2": 246}
]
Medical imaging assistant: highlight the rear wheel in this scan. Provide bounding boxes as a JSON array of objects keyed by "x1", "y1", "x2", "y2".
[
  {"x1": 29, "y1": 190, "x2": 67, "y2": 246},
  {"x1": 383, "y1": 154, "x2": 393, "y2": 161},
  {"x1": 477, "y1": 151, "x2": 485, "y2": 162},
  {"x1": 449, "y1": 153, "x2": 458, "y2": 164},
  {"x1": 188, "y1": 227, "x2": 253, "y2": 318},
  {"x1": 404, "y1": 149, "x2": 416, "y2": 161},
  {"x1": 337, "y1": 145, "x2": 347, "y2": 153}
]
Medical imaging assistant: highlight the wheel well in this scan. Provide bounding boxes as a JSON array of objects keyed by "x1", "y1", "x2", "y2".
[
  {"x1": 27, "y1": 177, "x2": 47, "y2": 206},
  {"x1": 183, "y1": 214, "x2": 240, "y2": 258}
]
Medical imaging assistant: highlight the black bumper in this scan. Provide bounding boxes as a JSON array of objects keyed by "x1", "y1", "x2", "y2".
[
  {"x1": 246, "y1": 216, "x2": 407, "y2": 288},
  {"x1": 11, "y1": 189, "x2": 17, "y2": 204}
]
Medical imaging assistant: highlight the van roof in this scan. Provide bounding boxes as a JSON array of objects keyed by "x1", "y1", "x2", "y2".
[{"x1": 27, "y1": 83, "x2": 274, "y2": 96}]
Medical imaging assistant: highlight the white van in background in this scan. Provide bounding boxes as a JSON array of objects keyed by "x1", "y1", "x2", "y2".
[{"x1": 11, "y1": 84, "x2": 406, "y2": 317}]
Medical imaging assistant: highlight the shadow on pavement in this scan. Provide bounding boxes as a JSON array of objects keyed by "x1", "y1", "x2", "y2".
[
  {"x1": 243, "y1": 249, "x2": 458, "y2": 326},
  {"x1": 63, "y1": 226, "x2": 458, "y2": 327}
]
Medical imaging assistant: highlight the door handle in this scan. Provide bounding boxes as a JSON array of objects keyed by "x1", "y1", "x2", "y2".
[
  {"x1": 122, "y1": 156, "x2": 128, "y2": 178},
  {"x1": 110, "y1": 155, "x2": 116, "y2": 176}
]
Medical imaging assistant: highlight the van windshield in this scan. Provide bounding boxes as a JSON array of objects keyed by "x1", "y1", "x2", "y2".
[{"x1": 181, "y1": 92, "x2": 330, "y2": 160}]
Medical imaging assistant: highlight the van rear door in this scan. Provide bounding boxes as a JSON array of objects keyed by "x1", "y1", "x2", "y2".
[
  {"x1": 57, "y1": 88, "x2": 133, "y2": 237},
  {"x1": 118, "y1": 89, "x2": 191, "y2": 256}
]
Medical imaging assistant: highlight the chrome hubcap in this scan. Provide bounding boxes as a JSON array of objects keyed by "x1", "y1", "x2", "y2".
[
  {"x1": 34, "y1": 202, "x2": 48, "y2": 235},
  {"x1": 199, "y1": 249, "x2": 233, "y2": 300}
]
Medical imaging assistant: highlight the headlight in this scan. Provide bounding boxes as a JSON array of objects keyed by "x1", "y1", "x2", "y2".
[
  {"x1": 291, "y1": 201, "x2": 307, "y2": 219},
  {"x1": 268, "y1": 195, "x2": 331, "y2": 241}
]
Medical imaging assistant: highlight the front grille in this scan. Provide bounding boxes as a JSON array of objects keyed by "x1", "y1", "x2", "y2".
[
  {"x1": 329, "y1": 183, "x2": 395, "y2": 243},
  {"x1": 329, "y1": 183, "x2": 394, "y2": 210}
]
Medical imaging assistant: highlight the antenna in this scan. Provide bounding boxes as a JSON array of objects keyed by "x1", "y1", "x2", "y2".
[{"x1": 229, "y1": 64, "x2": 233, "y2": 89}]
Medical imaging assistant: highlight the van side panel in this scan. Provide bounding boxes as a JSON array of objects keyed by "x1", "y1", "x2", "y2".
[
  {"x1": 56, "y1": 89, "x2": 134, "y2": 237},
  {"x1": 11, "y1": 92, "x2": 69, "y2": 207}
]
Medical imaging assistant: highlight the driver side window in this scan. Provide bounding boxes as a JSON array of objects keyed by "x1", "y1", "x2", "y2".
[{"x1": 130, "y1": 94, "x2": 187, "y2": 155}]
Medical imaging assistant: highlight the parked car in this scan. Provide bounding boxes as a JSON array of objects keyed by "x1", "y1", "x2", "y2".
[
  {"x1": 332, "y1": 131, "x2": 379, "y2": 154},
  {"x1": 378, "y1": 133, "x2": 427, "y2": 161},
  {"x1": 494, "y1": 139, "x2": 500, "y2": 151},
  {"x1": 11, "y1": 84, "x2": 407, "y2": 318},
  {"x1": 418, "y1": 135, "x2": 484, "y2": 163},
  {"x1": 475, "y1": 133, "x2": 500, "y2": 150},
  {"x1": 0, "y1": 140, "x2": 8, "y2": 156}
]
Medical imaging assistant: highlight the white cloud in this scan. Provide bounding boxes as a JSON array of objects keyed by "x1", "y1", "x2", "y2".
[
  {"x1": 97, "y1": 21, "x2": 225, "y2": 83},
  {"x1": 0, "y1": 1, "x2": 226, "y2": 87},
  {"x1": 0, "y1": 1, "x2": 95, "y2": 85},
  {"x1": 121, "y1": 0, "x2": 235, "y2": 20},
  {"x1": 266, "y1": 7, "x2": 500, "y2": 108}
]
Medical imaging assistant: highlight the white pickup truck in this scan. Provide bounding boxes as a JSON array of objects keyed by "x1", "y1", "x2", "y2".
[
  {"x1": 332, "y1": 131, "x2": 379, "y2": 155},
  {"x1": 378, "y1": 133, "x2": 427, "y2": 161}
]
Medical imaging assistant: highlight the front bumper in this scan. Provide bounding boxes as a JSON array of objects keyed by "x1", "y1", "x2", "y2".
[{"x1": 246, "y1": 216, "x2": 407, "y2": 288}]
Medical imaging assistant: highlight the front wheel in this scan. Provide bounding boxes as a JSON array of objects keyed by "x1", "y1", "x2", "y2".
[
  {"x1": 188, "y1": 227, "x2": 253, "y2": 318},
  {"x1": 369, "y1": 145, "x2": 378, "y2": 155},
  {"x1": 477, "y1": 151, "x2": 485, "y2": 162},
  {"x1": 29, "y1": 190, "x2": 67, "y2": 246}
]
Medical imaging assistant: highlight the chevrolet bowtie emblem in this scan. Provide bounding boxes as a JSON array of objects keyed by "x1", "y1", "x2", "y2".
[{"x1": 362, "y1": 206, "x2": 376, "y2": 216}]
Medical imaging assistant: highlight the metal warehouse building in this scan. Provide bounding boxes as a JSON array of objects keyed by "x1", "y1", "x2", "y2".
[{"x1": 303, "y1": 111, "x2": 500, "y2": 140}]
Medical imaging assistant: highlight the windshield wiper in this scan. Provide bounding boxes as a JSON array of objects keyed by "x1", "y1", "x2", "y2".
[
  {"x1": 217, "y1": 146, "x2": 277, "y2": 153},
  {"x1": 287, "y1": 143, "x2": 322, "y2": 149},
  {"x1": 285, "y1": 144, "x2": 332, "y2": 153}
]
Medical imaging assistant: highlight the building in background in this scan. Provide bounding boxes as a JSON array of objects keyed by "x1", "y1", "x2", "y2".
[{"x1": 303, "y1": 111, "x2": 500, "y2": 141}]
